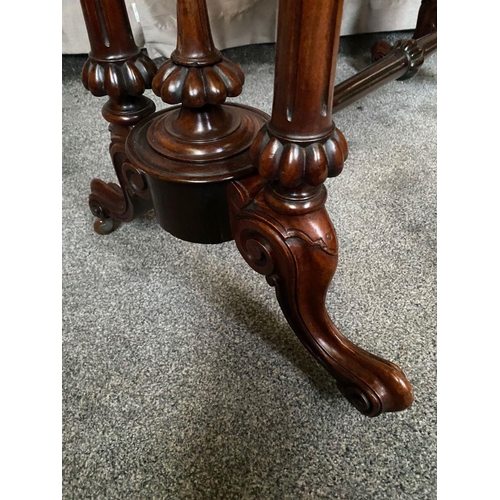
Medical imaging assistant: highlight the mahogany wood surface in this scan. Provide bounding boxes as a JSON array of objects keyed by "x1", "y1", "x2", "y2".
[
  {"x1": 372, "y1": 0, "x2": 437, "y2": 62},
  {"x1": 80, "y1": 0, "x2": 157, "y2": 234},
  {"x1": 228, "y1": 0, "x2": 413, "y2": 416},
  {"x1": 78, "y1": 0, "x2": 438, "y2": 415},
  {"x1": 413, "y1": 0, "x2": 437, "y2": 39},
  {"x1": 333, "y1": 31, "x2": 437, "y2": 113},
  {"x1": 125, "y1": 0, "x2": 268, "y2": 243}
]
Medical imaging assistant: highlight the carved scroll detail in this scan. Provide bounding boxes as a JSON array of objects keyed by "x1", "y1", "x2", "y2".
[
  {"x1": 88, "y1": 122, "x2": 152, "y2": 234},
  {"x1": 229, "y1": 179, "x2": 414, "y2": 417}
]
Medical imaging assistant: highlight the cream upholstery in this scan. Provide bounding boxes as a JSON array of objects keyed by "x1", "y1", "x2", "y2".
[{"x1": 62, "y1": 0, "x2": 421, "y2": 56}]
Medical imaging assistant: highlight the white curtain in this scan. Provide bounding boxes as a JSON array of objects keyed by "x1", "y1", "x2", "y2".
[{"x1": 63, "y1": 0, "x2": 421, "y2": 57}]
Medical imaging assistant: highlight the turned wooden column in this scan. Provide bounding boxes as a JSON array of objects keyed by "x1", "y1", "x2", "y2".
[
  {"x1": 333, "y1": 31, "x2": 437, "y2": 113},
  {"x1": 125, "y1": 0, "x2": 268, "y2": 243},
  {"x1": 80, "y1": 0, "x2": 157, "y2": 234},
  {"x1": 78, "y1": 0, "x2": 418, "y2": 417},
  {"x1": 229, "y1": 0, "x2": 414, "y2": 416},
  {"x1": 251, "y1": 0, "x2": 347, "y2": 191},
  {"x1": 171, "y1": 0, "x2": 221, "y2": 66}
]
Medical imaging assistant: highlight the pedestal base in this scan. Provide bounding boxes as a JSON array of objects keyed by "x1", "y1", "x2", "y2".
[
  {"x1": 147, "y1": 178, "x2": 234, "y2": 243},
  {"x1": 126, "y1": 103, "x2": 269, "y2": 243}
]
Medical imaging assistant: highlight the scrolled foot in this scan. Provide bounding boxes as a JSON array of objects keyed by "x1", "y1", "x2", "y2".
[
  {"x1": 371, "y1": 40, "x2": 393, "y2": 62},
  {"x1": 229, "y1": 177, "x2": 414, "y2": 417},
  {"x1": 88, "y1": 184, "x2": 122, "y2": 235},
  {"x1": 86, "y1": 123, "x2": 154, "y2": 234},
  {"x1": 93, "y1": 217, "x2": 117, "y2": 235}
]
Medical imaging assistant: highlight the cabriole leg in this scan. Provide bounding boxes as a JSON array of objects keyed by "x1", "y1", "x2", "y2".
[{"x1": 229, "y1": 0, "x2": 414, "y2": 416}]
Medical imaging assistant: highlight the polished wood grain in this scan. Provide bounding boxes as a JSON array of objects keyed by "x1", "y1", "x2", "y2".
[
  {"x1": 125, "y1": 0, "x2": 268, "y2": 243},
  {"x1": 372, "y1": 0, "x2": 437, "y2": 62},
  {"x1": 333, "y1": 31, "x2": 437, "y2": 113},
  {"x1": 80, "y1": 0, "x2": 157, "y2": 234},
  {"x1": 78, "y1": 0, "x2": 438, "y2": 415},
  {"x1": 414, "y1": 0, "x2": 437, "y2": 39},
  {"x1": 229, "y1": 178, "x2": 414, "y2": 417},
  {"x1": 228, "y1": 0, "x2": 414, "y2": 416}
]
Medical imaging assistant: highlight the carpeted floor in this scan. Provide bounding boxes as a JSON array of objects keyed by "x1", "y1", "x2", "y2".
[{"x1": 62, "y1": 32, "x2": 436, "y2": 500}]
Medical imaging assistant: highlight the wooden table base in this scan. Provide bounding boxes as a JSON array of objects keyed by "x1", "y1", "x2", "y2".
[{"x1": 79, "y1": 0, "x2": 436, "y2": 416}]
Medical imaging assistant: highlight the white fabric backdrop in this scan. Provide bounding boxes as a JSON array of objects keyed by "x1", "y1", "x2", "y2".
[{"x1": 63, "y1": 0, "x2": 421, "y2": 57}]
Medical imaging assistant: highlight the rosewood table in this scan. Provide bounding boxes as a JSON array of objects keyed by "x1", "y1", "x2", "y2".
[{"x1": 78, "y1": 0, "x2": 437, "y2": 417}]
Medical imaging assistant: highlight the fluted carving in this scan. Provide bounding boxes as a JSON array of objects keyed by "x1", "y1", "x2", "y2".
[
  {"x1": 270, "y1": 0, "x2": 343, "y2": 139},
  {"x1": 250, "y1": 126, "x2": 348, "y2": 188},
  {"x1": 80, "y1": 0, "x2": 157, "y2": 98},
  {"x1": 124, "y1": 0, "x2": 266, "y2": 194},
  {"x1": 152, "y1": 57, "x2": 244, "y2": 107},
  {"x1": 82, "y1": 52, "x2": 157, "y2": 98},
  {"x1": 395, "y1": 38, "x2": 425, "y2": 81},
  {"x1": 372, "y1": 0, "x2": 437, "y2": 64},
  {"x1": 413, "y1": 0, "x2": 437, "y2": 39},
  {"x1": 88, "y1": 120, "x2": 153, "y2": 234},
  {"x1": 152, "y1": 0, "x2": 245, "y2": 108},
  {"x1": 336, "y1": 31, "x2": 436, "y2": 113},
  {"x1": 122, "y1": 0, "x2": 269, "y2": 243},
  {"x1": 77, "y1": 0, "x2": 421, "y2": 418}
]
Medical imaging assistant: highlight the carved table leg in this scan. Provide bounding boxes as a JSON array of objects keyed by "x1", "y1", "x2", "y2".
[
  {"x1": 80, "y1": 0, "x2": 157, "y2": 233},
  {"x1": 229, "y1": 0, "x2": 413, "y2": 416},
  {"x1": 372, "y1": 0, "x2": 437, "y2": 62},
  {"x1": 413, "y1": 0, "x2": 437, "y2": 39}
]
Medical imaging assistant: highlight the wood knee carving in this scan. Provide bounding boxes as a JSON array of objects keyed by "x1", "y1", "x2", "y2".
[
  {"x1": 77, "y1": 0, "x2": 438, "y2": 416},
  {"x1": 229, "y1": 0, "x2": 414, "y2": 416}
]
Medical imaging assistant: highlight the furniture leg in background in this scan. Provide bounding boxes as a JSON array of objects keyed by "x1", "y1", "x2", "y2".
[
  {"x1": 329, "y1": 0, "x2": 437, "y2": 114},
  {"x1": 332, "y1": 31, "x2": 437, "y2": 113},
  {"x1": 80, "y1": 0, "x2": 157, "y2": 234},
  {"x1": 372, "y1": 0, "x2": 437, "y2": 62}
]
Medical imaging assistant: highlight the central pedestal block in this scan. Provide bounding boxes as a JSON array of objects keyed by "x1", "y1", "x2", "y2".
[{"x1": 126, "y1": 103, "x2": 269, "y2": 243}]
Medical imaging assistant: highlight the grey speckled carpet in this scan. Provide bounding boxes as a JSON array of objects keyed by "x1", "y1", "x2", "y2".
[{"x1": 63, "y1": 32, "x2": 436, "y2": 500}]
